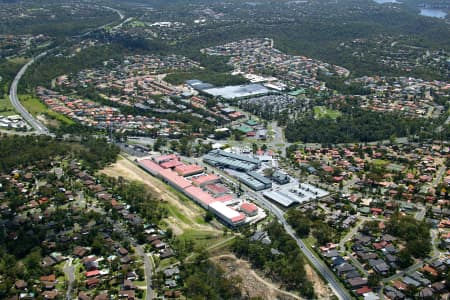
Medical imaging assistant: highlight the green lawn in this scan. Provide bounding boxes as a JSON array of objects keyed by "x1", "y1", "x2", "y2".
[
  {"x1": 8, "y1": 57, "x2": 28, "y2": 65},
  {"x1": 313, "y1": 106, "x2": 342, "y2": 120},
  {"x1": 20, "y1": 94, "x2": 47, "y2": 115},
  {"x1": 130, "y1": 20, "x2": 146, "y2": 28},
  {"x1": 303, "y1": 236, "x2": 318, "y2": 249},
  {"x1": 194, "y1": 216, "x2": 207, "y2": 225},
  {"x1": 134, "y1": 280, "x2": 146, "y2": 287},
  {"x1": 0, "y1": 97, "x2": 16, "y2": 116},
  {"x1": 177, "y1": 229, "x2": 224, "y2": 251},
  {"x1": 372, "y1": 159, "x2": 390, "y2": 167},
  {"x1": 74, "y1": 261, "x2": 84, "y2": 282},
  {"x1": 158, "y1": 256, "x2": 179, "y2": 269},
  {"x1": 20, "y1": 94, "x2": 75, "y2": 126},
  {"x1": 163, "y1": 202, "x2": 193, "y2": 225}
]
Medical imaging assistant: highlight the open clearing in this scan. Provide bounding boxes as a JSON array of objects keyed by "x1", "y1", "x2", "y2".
[
  {"x1": 0, "y1": 97, "x2": 15, "y2": 116},
  {"x1": 103, "y1": 156, "x2": 333, "y2": 298},
  {"x1": 100, "y1": 155, "x2": 223, "y2": 239},
  {"x1": 313, "y1": 106, "x2": 342, "y2": 120},
  {"x1": 211, "y1": 254, "x2": 301, "y2": 300},
  {"x1": 304, "y1": 263, "x2": 334, "y2": 300},
  {"x1": 212, "y1": 253, "x2": 333, "y2": 300},
  {"x1": 20, "y1": 94, "x2": 75, "y2": 126}
]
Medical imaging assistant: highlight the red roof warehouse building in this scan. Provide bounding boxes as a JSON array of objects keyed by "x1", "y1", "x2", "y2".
[
  {"x1": 174, "y1": 164, "x2": 204, "y2": 177},
  {"x1": 191, "y1": 174, "x2": 220, "y2": 187},
  {"x1": 138, "y1": 156, "x2": 255, "y2": 227},
  {"x1": 240, "y1": 202, "x2": 258, "y2": 217}
]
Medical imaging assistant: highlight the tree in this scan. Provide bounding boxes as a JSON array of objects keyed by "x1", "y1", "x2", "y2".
[
  {"x1": 153, "y1": 137, "x2": 166, "y2": 151},
  {"x1": 397, "y1": 249, "x2": 413, "y2": 268},
  {"x1": 263, "y1": 168, "x2": 275, "y2": 178},
  {"x1": 368, "y1": 273, "x2": 381, "y2": 288},
  {"x1": 234, "y1": 130, "x2": 244, "y2": 141},
  {"x1": 313, "y1": 223, "x2": 334, "y2": 245},
  {"x1": 295, "y1": 222, "x2": 311, "y2": 238},
  {"x1": 204, "y1": 211, "x2": 214, "y2": 223},
  {"x1": 165, "y1": 228, "x2": 173, "y2": 239},
  {"x1": 252, "y1": 143, "x2": 258, "y2": 154}
]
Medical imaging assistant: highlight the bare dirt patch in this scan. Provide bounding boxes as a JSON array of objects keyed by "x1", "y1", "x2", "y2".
[
  {"x1": 100, "y1": 156, "x2": 221, "y2": 234},
  {"x1": 304, "y1": 263, "x2": 334, "y2": 300},
  {"x1": 211, "y1": 254, "x2": 304, "y2": 300}
]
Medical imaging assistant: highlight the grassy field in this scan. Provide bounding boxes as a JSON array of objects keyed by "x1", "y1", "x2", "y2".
[
  {"x1": 163, "y1": 202, "x2": 194, "y2": 226},
  {"x1": 130, "y1": 20, "x2": 146, "y2": 27},
  {"x1": 303, "y1": 236, "x2": 318, "y2": 249},
  {"x1": 177, "y1": 229, "x2": 225, "y2": 251},
  {"x1": 20, "y1": 94, "x2": 75, "y2": 126},
  {"x1": 313, "y1": 106, "x2": 342, "y2": 120},
  {"x1": 372, "y1": 159, "x2": 390, "y2": 167},
  {"x1": 8, "y1": 57, "x2": 28, "y2": 65},
  {"x1": 0, "y1": 97, "x2": 16, "y2": 116}
]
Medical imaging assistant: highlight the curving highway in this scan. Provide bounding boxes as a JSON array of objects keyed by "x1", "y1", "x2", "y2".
[
  {"x1": 8, "y1": 5, "x2": 125, "y2": 137},
  {"x1": 246, "y1": 190, "x2": 353, "y2": 300},
  {"x1": 9, "y1": 52, "x2": 51, "y2": 135}
]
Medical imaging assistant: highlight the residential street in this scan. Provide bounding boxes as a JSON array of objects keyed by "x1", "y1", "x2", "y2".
[
  {"x1": 63, "y1": 258, "x2": 75, "y2": 300},
  {"x1": 136, "y1": 245, "x2": 155, "y2": 300}
]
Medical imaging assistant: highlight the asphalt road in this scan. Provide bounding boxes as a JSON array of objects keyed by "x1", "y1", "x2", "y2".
[
  {"x1": 179, "y1": 155, "x2": 352, "y2": 299},
  {"x1": 246, "y1": 189, "x2": 353, "y2": 300},
  {"x1": 112, "y1": 220, "x2": 155, "y2": 299},
  {"x1": 8, "y1": 5, "x2": 125, "y2": 136},
  {"x1": 9, "y1": 52, "x2": 50, "y2": 135},
  {"x1": 104, "y1": 6, "x2": 124, "y2": 20},
  {"x1": 269, "y1": 121, "x2": 291, "y2": 157},
  {"x1": 136, "y1": 245, "x2": 154, "y2": 300},
  {"x1": 63, "y1": 258, "x2": 75, "y2": 300},
  {"x1": 433, "y1": 165, "x2": 447, "y2": 187}
]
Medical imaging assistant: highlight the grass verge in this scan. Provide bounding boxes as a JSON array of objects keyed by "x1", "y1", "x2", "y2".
[{"x1": 20, "y1": 94, "x2": 75, "y2": 126}]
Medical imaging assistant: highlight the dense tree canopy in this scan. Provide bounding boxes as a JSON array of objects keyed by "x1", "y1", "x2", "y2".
[
  {"x1": 285, "y1": 105, "x2": 431, "y2": 144},
  {"x1": 0, "y1": 134, "x2": 119, "y2": 172},
  {"x1": 386, "y1": 213, "x2": 431, "y2": 258},
  {"x1": 232, "y1": 222, "x2": 315, "y2": 298}
]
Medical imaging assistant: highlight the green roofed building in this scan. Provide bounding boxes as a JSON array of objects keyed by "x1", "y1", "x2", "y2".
[
  {"x1": 246, "y1": 119, "x2": 258, "y2": 126},
  {"x1": 288, "y1": 89, "x2": 306, "y2": 96},
  {"x1": 237, "y1": 125, "x2": 253, "y2": 134},
  {"x1": 359, "y1": 207, "x2": 370, "y2": 215}
]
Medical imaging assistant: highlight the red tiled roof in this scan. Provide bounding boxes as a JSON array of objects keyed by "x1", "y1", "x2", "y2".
[
  {"x1": 159, "y1": 169, "x2": 192, "y2": 190},
  {"x1": 174, "y1": 164, "x2": 204, "y2": 176},
  {"x1": 86, "y1": 277, "x2": 100, "y2": 286},
  {"x1": 184, "y1": 186, "x2": 217, "y2": 206},
  {"x1": 153, "y1": 154, "x2": 178, "y2": 164},
  {"x1": 231, "y1": 213, "x2": 246, "y2": 223},
  {"x1": 86, "y1": 270, "x2": 100, "y2": 278},
  {"x1": 139, "y1": 159, "x2": 164, "y2": 175},
  {"x1": 191, "y1": 174, "x2": 220, "y2": 186},
  {"x1": 40, "y1": 274, "x2": 56, "y2": 282},
  {"x1": 241, "y1": 203, "x2": 258, "y2": 213},
  {"x1": 214, "y1": 194, "x2": 234, "y2": 203},
  {"x1": 160, "y1": 159, "x2": 183, "y2": 169},
  {"x1": 205, "y1": 183, "x2": 228, "y2": 195},
  {"x1": 356, "y1": 286, "x2": 371, "y2": 295}
]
